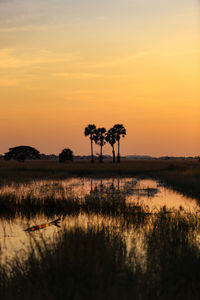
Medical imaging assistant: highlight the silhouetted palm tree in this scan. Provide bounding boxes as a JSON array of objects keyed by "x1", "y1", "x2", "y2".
[
  {"x1": 94, "y1": 128, "x2": 106, "y2": 163},
  {"x1": 113, "y1": 124, "x2": 126, "y2": 163},
  {"x1": 106, "y1": 127, "x2": 117, "y2": 163},
  {"x1": 84, "y1": 124, "x2": 97, "y2": 163}
]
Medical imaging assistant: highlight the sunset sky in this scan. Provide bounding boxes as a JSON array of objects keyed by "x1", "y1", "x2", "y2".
[{"x1": 0, "y1": 0, "x2": 199, "y2": 156}]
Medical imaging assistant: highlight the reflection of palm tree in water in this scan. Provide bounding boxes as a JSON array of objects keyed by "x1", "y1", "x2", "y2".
[
  {"x1": 117, "y1": 177, "x2": 120, "y2": 192},
  {"x1": 87, "y1": 178, "x2": 142, "y2": 206},
  {"x1": 86, "y1": 178, "x2": 127, "y2": 205},
  {"x1": 100, "y1": 179, "x2": 103, "y2": 191},
  {"x1": 89, "y1": 178, "x2": 139, "y2": 197},
  {"x1": 110, "y1": 177, "x2": 119, "y2": 191},
  {"x1": 90, "y1": 178, "x2": 93, "y2": 193}
]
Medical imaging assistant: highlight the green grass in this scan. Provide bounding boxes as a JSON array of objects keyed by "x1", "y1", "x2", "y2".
[{"x1": 1, "y1": 212, "x2": 200, "y2": 300}]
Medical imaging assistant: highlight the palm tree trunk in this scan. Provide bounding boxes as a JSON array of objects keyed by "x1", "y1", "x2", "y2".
[
  {"x1": 117, "y1": 139, "x2": 120, "y2": 163},
  {"x1": 91, "y1": 139, "x2": 94, "y2": 163},
  {"x1": 112, "y1": 145, "x2": 115, "y2": 163},
  {"x1": 100, "y1": 145, "x2": 103, "y2": 163}
]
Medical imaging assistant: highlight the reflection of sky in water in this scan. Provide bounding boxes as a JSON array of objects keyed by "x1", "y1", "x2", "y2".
[
  {"x1": 0, "y1": 177, "x2": 199, "y2": 266},
  {"x1": 0, "y1": 177, "x2": 198, "y2": 211},
  {"x1": 0, "y1": 213, "x2": 148, "y2": 270}
]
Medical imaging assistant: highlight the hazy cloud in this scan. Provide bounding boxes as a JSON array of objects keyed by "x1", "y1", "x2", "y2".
[
  {"x1": 0, "y1": 48, "x2": 78, "y2": 69},
  {"x1": 93, "y1": 51, "x2": 149, "y2": 68},
  {"x1": 52, "y1": 73, "x2": 103, "y2": 79},
  {"x1": 52, "y1": 72, "x2": 129, "y2": 80},
  {"x1": 0, "y1": 23, "x2": 68, "y2": 33}
]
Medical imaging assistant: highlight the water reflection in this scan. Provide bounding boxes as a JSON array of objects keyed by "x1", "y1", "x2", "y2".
[
  {"x1": 0, "y1": 177, "x2": 198, "y2": 213},
  {"x1": 0, "y1": 177, "x2": 199, "y2": 266},
  {"x1": 0, "y1": 212, "x2": 150, "y2": 269}
]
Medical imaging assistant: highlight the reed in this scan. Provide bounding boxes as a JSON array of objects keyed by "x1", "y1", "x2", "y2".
[
  {"x1": 1, "y1": 212, "x2": 200, "y2": 299},
  {"x1": 0, "y1": 188, "x2": 150, "y2": 223}
]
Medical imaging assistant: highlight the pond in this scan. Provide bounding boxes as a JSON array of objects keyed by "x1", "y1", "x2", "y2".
[{"x1": 0, "y1": 177, "x2": 199, "y2": 265}]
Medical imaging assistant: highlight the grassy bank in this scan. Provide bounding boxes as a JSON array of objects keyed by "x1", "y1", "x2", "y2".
[
  {"x1": 1, "y1": 160, "x2": 198, "y2": 179},
  {"x1": 0, "y1": 160, "x2": 170, "y2": 182},
  {"x1": 1, "y1": 212, "x2": 200, "y2": 300},
  {"x1": 0, "y1": 160, "x2": 199, "y2": 200}
]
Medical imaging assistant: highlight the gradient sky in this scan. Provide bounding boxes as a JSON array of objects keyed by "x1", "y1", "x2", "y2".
[{"x1": 0, "y1": 0, "x2": 199, "y2": 156}]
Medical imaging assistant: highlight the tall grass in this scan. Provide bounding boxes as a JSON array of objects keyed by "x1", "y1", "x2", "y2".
[
  {"x1": 0, "y1": 186, "x2": 150, "y2": 223},
  {"x1": 1, "y1": 212, "x2": 200, "y2": 299},
  {"x1": 0, "y1": 227, "x2": 138, "y2": 300},
  {"x1": 144, "y1": 213, "x2": 200, "y2": 299}
]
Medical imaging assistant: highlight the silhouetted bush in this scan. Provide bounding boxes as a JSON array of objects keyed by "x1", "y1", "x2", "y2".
[{"x1": 59, "y1": 148, "x2": 73, "y2": 163}]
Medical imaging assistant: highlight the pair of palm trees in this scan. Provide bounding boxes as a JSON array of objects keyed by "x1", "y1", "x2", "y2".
[{"x1": 84, "y1": 124, "x2": 126, "y2": 163}]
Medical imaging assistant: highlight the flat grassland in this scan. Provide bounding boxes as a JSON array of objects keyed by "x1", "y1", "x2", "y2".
[{"x1": 0, "y1": 160, "x2": 199, "y2": 199}]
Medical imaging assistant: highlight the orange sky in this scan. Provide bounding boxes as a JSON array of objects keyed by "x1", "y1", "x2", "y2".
[{"x1": 0, "y1": 0, "x2": 199, "y2": 156}]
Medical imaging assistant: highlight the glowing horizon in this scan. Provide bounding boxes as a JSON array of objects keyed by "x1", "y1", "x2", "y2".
[{"x1": 0, "y1": 0, "x2": 199, "y2": 157}]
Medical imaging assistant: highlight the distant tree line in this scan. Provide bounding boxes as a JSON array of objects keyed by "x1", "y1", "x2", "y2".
[
  {"x1": 2, "y1": 124, "x2": 126, "y2": 163},
  {"x1": 2, "y1": 143, "x2": 200, "y2": 164},
  {"x1": 4, "y1": 146, "x2": 74, "y2": 163},
  {"x1": 84, "y1": 124, "x2": 126, "y2": 163},
  {"x1": 4, "y1": 124, "x2": 198, "y2": 163}
]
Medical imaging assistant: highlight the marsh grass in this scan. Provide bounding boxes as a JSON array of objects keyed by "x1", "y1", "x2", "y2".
[
  {"x1": 158, "y1": 167, "x2": 200, "y2": 199},
  {"x1": 144, "y1": 213, "x2": 200, "y2": 299},
  {"x1": 1, "y1": 227, "x2": 137, "y2": 300},
  {"x1": 0, "y1": 187, "x2": 151, "y2": 222},
  {"x1": 0, "y1": 160, "x2": 199, "y2": 219},
  {"x1": 1, "y1": 212, "x2": 200, "y2": 299},
  {"x1": 0, "y1": 160, "x2": 199, "y2": 199},
  {"x1": 0, "y1": 160, "x2": 200, "y2": 298}
]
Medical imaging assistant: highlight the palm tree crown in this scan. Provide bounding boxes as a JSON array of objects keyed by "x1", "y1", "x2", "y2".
[
  {"x1": 106, "y1": 128, "x2": 117, "y2": 163},
  {"x1": 84, "y1": 124, "x2": 97, "y2": 163},
  {"x1": 94, "y1": 128, "x2": 106, "y2": 163},
  {"x1": 94, "y1": 128, "x2": 106, "y2": 146},
  {"x1": 105, "y1": 128, "x2": 116, "y2": 146},
  {"x1": 113, "y1": 124, "x2": 126, "y2": 141},
  {"x1": 113, "y1": 124, "x2": 126, "y2": 163},
  {"x1": 84, "y1": 124, "x2": 96, "y2": 139}
]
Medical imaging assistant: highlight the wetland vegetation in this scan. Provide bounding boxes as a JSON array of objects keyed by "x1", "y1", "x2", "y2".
[
  {"x1": 2, "y1": 211, "x2": 200, "y2": 299},
  {"x1": 0, "y1": 160, "x2": 200, "y2": 299},
  {"x1": 0, "y1": 159, "x2": 199, "y2": 199}
]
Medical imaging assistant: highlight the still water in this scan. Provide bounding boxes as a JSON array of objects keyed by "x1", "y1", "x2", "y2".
[{"x1": 0, "y1": 177, "x2": 199, "y2": 265}]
